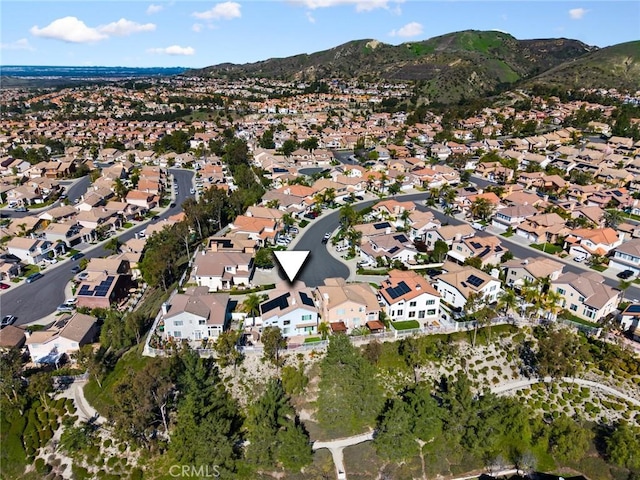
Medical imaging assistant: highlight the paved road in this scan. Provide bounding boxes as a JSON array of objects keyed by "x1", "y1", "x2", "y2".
[
  {"x1": 313, "y1": 430, "x2": 375, "y2": 480},
  {"x1": 1, "y1": 169, "x2": 194, "y2": 325}
]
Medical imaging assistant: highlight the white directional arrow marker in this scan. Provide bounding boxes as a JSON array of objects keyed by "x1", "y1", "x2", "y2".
[{"x1": 273, "y1": 251, "x2": 310, "y2": 283}]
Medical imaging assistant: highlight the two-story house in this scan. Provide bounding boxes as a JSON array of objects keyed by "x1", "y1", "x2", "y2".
[
  {"x1": 315, "y1": 277, "x2": 380, "y2": 333},
  {"x1": 491, "y1": 204, "x2": 539, "y2": 230},
  {"x1": 192, "y1": 250, "x2": 254, "y2": 291},
  {"x1": 564, "y1": 227, "x2": 623, "y2": 260},
  {"x1": 25, "y1": 313, "x2": 98, "y2": 365},
  {"x1": 259, "y1": 287, "x2": 319, "y2": 338},
  {"x1": 161, "y1": 287, "x2": 230, "y2": 341},
  {"x1": 435, "y1": 263, "x2": 502, "y2": 310},
  {"x1": 447, "y1": 235, "x2": 505, "y2": 268},
  {"x1": 552, "y1": 272, "x2": 620, "y2": 322},
  {"x1": 378, "y1": 270, "x2": 441, "y2": 327},
  {"x1": 6, "y1": 237, "x2": 55, "y2": 264},
  {"x1": 501, "y1": 256, "x2": 564, "y2": 288},
  {"x1": 609, "y1": 238, "x2": 640, "y2": 274}
]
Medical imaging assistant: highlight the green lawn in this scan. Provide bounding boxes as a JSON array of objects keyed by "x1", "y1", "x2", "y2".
[
  {"x1": 530, "y1": 243, "x2": 563, "y2": 254},
  {"x1": 500, "y1": 231, "x2": 514, "y2": 237},
  {"x1": 559, "y1": 311, "x2": 600, "y2": 328},
  {"x1": 304, "y1": 337, "x2": 322, "y2": 344},
  {"x1": 21, "y1": 264, "x2": 41, "y2": 277},
  {"x1": 590, "y1": 264, "x2": 608, "y2": 272},
  {"x1": 391, "y1": 320, "x2": 420, "y2": 330}
]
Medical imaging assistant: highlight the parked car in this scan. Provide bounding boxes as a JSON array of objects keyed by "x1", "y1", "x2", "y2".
[
  {"x1": 617, "y1": 269, "x2": 635, "y2": 279},
  {"x1": 1, "y1": 315, "x2": 16, "y2": 328},
  {"x1": 288, "y1": 227, "x2": 299, "y2": 235},
  {"x1": 25, "y1": 272, "x2": 44, "y2": 283},
  {"x1": 70, "y1": 253, "x2": 85, "y2": 261},
  {"x1": 169, "y1": 202, "x2": 176, "y2": 208},
  {"x1": 13, "y1": 206, "x2": 27, "y2": 212},
  {"x1": 336, "y1": 245, "x2": 349, "y2": 252},
  {"x1": 77, "y1": 272, "x2": 89, "y2": 281},
  {"x1": 0, "y1": 282, "x2": 10, "y2": 290},
  {"x1": 71, "y1": 266, "x2": 81, "y2": 274},
  {"x1": 57, "y1": 304, "x2": 74, "y2": 313},
  {"x1": 322, "y1": 232, "x2": 331, "y2": 244},
  {"x1": 65, "y1": 298, "x2": 77, "y2": 306}
]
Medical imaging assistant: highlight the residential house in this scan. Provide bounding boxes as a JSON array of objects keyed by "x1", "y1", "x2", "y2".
[
  {"x1": 76, "y1": 259, "x2": 132, "y2": 309},
  {"x1": 435, "y1": 263, "x2": 502, "y2": 310},
  {"x1": 409, "y1": 210, "x2": 441, "y2": 241},
  {"x1": 502, "y1": 257, "x2": 564, "y2": 288},
  {"x1": 0, "y1": 326, "x2": 26, "y2": 351},
  {"x1": 259, "y1": 286, "x2": 319, "y2": 338},
  {"x1": 516, "y1": 213, "x2": 569, "y2": 243},
  {"x1": 6, "y1": 237, "x2": 55, "y2": 264},
  {"x1": 192, "y1": 250, "x2": 254, "y2": 291},
  {"x1": 360, "y1": 232, "x2": 418, "y2": 266},
  {"x1": 229, "y1": 215, "x2": 279, "y2": 246},
  {"x1": 378, "y1": 270, "x2": 441, "y2": 327},
  {"x1": 25, "y1": 313, "x2": 98, "y2": 365},
  {"x1": 564, "y1": 227, "x2": 623, "y2": 260},
  {"x1": 161, "y1": 287, "x2": 230, "y2": 341},
  {"x1": 448, "y1": 235, "x2": 505, "y2": 268},
  {"x1": 609, "y1": 238, "x2": 640, "y2": 274},
  {"x1": 552, "y1": 272, "x2": 620, "y2": 322},
  {"x1": 423, "y1": 224, "x2": 475, "y2": 249},
  {"x1": 315, "y1": 277, "x2": 381, "y2": 333},
  {"x1": 492, "y1": 204, "x2": 539, "y2": 230}
]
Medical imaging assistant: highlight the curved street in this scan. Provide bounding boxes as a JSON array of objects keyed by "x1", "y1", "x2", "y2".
[{"x1": 1, "y1": 169, "x2": 194, "y2": 325}]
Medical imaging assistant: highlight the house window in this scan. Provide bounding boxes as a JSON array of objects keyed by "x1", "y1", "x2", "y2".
[
  {"x1": 283, "y1": 320, "x2": 291, "y2": 326},
  {"x1": 409, "y1": 301, "x2": 417, "y2": 307},
  {"x1": 301, "y1": 314, "x2": 313, "y2": 321},
  {"x1": 578, "y1": 296, "x2": 585, "y2": 302},
  {"x1": 337, "y1": 308, "x2": 345, "y2": 315},
  {"x1": 418, "y1": 311, "x2": 425, "y2": 319},
  {"x1": 557, "y1": 288, "x2": 565, "y2": 295},
  {"x1": 173, "y1": 331, "x2": 182, "y2": 338},
  {"x1": 198, "y1": 319, "x2": 206, "y2": 325},
  {"x1": 456, "y1": 245, "x2": 462, "y2": 251},
  {"x1": 174, "y1": 320, "x2": 183, "y2": 326},
  {"x1": 570, "y1": 304, "x2": 578, "y2": 312},
  {"x1": 408, "y1": 311, "x2": 415, "y2": 318},
  {"x1": 427, "y1": 309, "x2": 436, "y2": 315},
  {"x1": 397, "y1": 310, "x2": 403, "y2": 316},
  {"x1": 426, "y1": 299, "x2": 435, "y2": 305},
  {"x1": 225, "y1": 266, "x2": 233, "y2": 272},
  {"x1": 359, "y1": 307, "x2": 364, "y2": 312}
]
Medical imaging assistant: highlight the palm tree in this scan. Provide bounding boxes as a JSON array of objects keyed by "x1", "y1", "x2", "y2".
[
  {"x1": 604, "y1": 209, "x2": 623, "y2": 228},
  {"x1": 541, "y1": 289, "x2": 564, "y2": 321},
  {"x1": 470, "y1": 197, "x2": 494, "y2": 221},
  {"x1": 497, "y1": 289, "x2": 518, "y2": 316},
  {"x1": 242, "y1": 293, "x2": 265, "y2": 326},
  {"x1": 318, "y1": 322, "x2": 330, "y2": 340}
]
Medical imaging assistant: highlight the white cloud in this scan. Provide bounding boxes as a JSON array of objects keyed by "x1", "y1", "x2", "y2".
[
  {"x1": 192, "y1": 2, "x2": 241, "y2": 20},
  {"x1": 30, "y1": 16, "x2": 155, "y2": 43},
  {"x1": 306, "y1": 11, "x2": 316, "y2": 23},
  {"x1": 192, "y1": 23, "x2": 203, "y2": 32},
  {"x1": 146, "y1": 4, "x2": 163, "y2": 14},
  {"x1": 148, "y1": 45, "x2": 195, "y2": 56},
  {"x1": 295, "y1": 0, "x2": 401, "y2": 12},
  {"x1": 389, "y1": 21, "x2": 423, "y2": 38},
  {"x1": 1, "y1": 38, "x2": 35, "y2": 51},
  {"x1": 569, "y1": 7, "x2": 588, "y2": 19},
  {"x1": 30, "y1": 16, "x2": 108, "y2": 43},
  {"x1": 98, "y1": 19, "x2": 156, "y2": 36}
]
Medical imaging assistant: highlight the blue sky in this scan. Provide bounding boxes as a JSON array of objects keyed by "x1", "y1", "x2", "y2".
[{"x1": 1, "y1": 1, "x2": 638, "y2": 68}]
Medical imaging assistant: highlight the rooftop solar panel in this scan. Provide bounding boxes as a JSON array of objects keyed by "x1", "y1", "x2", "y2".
[
  {"x1": 393, "y1": 234, "x2": 408, "y2": 243},
  {"x1": 386, "y1": 287, "x2": 400, "y2": 299},
  {"x1": 260, "y1": 292, "x2": 290, "y2": 314},
  {"x1": 374, "y1": 222, "x2": 391, "y2": 230},
  {"x1": 299, "y1": 292, "x2": 315, "y2": 307},
  {"x1": 388, "y1": 246, "x2": 400, "y2": 254},
  {"x1": 467, "y1": 275, "x2": 484, "y2": 287},
  {"x1": 397, "y1": 281, "x2": 411, "y2": 295}
]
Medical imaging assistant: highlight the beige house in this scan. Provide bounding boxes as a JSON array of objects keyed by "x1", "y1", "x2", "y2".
[
  {"x1": 192, "y1": 250, "x2": 254, "y2": 291},
  {"x1": 161, "y1": 287, "x2": 230, "y2": 341},
  {"x1": 435, "y1": 263, "x2": 502, "y2": 310},
  {"x1": 502, "y1": 257, "x2": 564, "y2": 287},
  {"x1": 26, "y1": 313, "x2": 98, "y2": 365},
  {"x1": 552, "y1": 272, "x2": 621, "y2": 322},
  {"x1": 448, "y1": 235, "x2": 506, "y2": 267},
  {"x1": 315, "y1": 277, "x2": 380, "y2": 333}
]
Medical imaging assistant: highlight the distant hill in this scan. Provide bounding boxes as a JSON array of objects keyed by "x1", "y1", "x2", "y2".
[
  {"x1": 526, "y1": 40, "x2": 640, "y2": 92},
  {"x1": 187, "y1": 30, "x2": 596, "y2": 103}
]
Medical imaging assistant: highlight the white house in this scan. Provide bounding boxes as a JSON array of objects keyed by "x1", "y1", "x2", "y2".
[
  {"x1": 25, "y1": 313, "x2": 98, "y2": 365},
  {"x1": 192, "y1": 250, "x2": 254, "y2": 291},
  {"x1": 378, "y1": 270, "x2": 441, "y2": 327},
  {"x1": 259, "y1": 287, "x2": 319, "y2": 338},
  {"x1": 6, "y1": 237, "x2": 55, "y2": 264},
  {"x1": 162, "y1": 287, "x2": 230, "y2": 341},
  {"x1": 607, "y1": 238, "x2": 640, "y2": 274},
  {"x1": 434, "y1": 263, "x2": 502, "y2": 310}
]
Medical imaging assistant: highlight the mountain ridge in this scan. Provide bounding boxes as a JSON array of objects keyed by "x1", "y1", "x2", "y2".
[{"x1": 185, "y1": 30, "x2": 639, "y2": 104}]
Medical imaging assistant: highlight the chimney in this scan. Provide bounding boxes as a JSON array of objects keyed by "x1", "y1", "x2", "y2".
[{"x1": 161, "y1": 302, "x2": 169, "y2": 315}]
